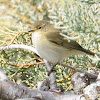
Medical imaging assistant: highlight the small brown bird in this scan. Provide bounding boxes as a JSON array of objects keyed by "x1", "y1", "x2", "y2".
[{"x1": 29, "y1": 20, "x2": 94, "y2": 64}]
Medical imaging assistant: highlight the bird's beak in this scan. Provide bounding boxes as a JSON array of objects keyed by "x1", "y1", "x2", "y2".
[{"x1": 28, "y1": 30, "x2": 35, "y2": 32}]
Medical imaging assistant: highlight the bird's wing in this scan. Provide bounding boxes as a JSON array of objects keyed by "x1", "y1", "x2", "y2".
[
  {"x1": 45, "y1": 31, "x2": 82, "y2": 50},
  {"x1": 45, "y1": 31, "x2": 94, "y2": 55}
]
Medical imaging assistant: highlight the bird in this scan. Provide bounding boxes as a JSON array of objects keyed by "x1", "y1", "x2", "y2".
[{"x1": 28, "y1": 20, "x2": 94, "y2": 64}]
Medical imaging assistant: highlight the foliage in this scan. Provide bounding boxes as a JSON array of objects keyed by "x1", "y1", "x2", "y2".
[{"x1": 0, "y1": 0, "x2": 100, "y2": 91}]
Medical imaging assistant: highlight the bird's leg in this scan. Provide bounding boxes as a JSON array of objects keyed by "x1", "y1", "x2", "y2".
[{"x1": 48, "y1": 63, "x2": 58, "y2": 76}]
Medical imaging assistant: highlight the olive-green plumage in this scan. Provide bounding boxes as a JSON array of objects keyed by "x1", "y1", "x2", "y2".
[{"x1": 29, "y1": 20, "x2": 94, "y2": 63}]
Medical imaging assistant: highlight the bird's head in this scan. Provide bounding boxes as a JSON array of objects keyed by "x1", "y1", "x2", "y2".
[{"x1": 28, "y1": 20, "x2": 54, "y2": 33}]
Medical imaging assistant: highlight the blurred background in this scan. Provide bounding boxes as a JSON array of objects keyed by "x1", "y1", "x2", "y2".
[{"x1": 0, "y1": 0, "x2": 100, "y2": 91}]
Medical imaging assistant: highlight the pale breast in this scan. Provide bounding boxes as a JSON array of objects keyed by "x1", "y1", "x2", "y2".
[{"x1": 32, "y1": 32, "x2": 68, "y2": 63}]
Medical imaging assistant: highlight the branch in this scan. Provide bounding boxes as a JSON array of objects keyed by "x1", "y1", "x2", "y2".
[
  {"x1": 0, "y1": 68, "x2": 85, "y2": 100},
  {"x1": 0, "y1": 44, "x2": 38, "y2": 54},
  {"x1": 43, "y1": 59, "x2": 57, "y2": 90},
  {"x1": 0, "y1": 80, "x2": 55, "y2": 100},
  {"x1": 0, "y1": 80, "x2": 85, "y2": 100},
  {"x1": 61, "y1": 64, "x2": 98, "y2": 78},
  {"x1": 0, "y1": 68, "x2": 54, "y2": 100}
]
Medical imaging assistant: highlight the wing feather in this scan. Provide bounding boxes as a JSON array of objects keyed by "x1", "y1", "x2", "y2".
[{"x1": 45, "y1": 31, "x2": 94, "y2": 55}]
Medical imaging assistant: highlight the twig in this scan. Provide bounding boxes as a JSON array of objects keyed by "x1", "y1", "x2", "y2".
[
  {"x1": 10, "y1": 62, "x2": 44, "y2": 79},
  {"x1": 62, "y1": 71, "x2": 75, "y2": 80},
  {"x1": 61, "y1": 64, "x2": 98, "y2": 78},
  {"x1": 10, "y1": 62, "x2": 45, "y2": 78},
  {"x1": 11, "y1": 62, "x2": 44, "y2": 68},
  {"x1": 57, "y1": 71, "x2": 75, "y2": 83},
  {"x1": 9, "y1": 31, "x2": 28, "y2": 45}
]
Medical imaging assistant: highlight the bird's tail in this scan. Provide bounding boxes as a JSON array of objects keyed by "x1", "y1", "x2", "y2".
[{"x1": 81, "y1": 48, "x2": 95, "y2": 56}]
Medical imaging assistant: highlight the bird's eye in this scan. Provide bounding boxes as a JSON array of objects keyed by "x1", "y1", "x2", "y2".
[{"x1": 38, "y1": 27, "x2": 42, "y2": 29}]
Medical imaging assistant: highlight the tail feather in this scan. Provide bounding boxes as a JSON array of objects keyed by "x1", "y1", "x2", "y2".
[{"x1": 81, "y1": 48, "x2": 95, "y2": 56}]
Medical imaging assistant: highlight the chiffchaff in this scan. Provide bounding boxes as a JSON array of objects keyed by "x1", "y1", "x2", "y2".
[{"x1": 28, "y1": 20, "x2": 94, "y2": 64}]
